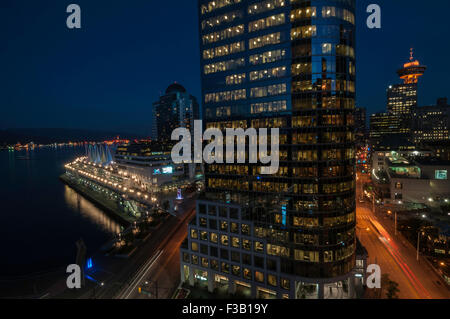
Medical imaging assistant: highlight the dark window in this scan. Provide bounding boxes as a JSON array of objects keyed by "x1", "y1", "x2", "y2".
[
  {"x1": 200, "y1": 244, "x2": 208, "y2": 255},
  {"x1": 254, "y1": 256, "x2": 264, "y2": 269},
  {"x1": 230, "y1": 208, "x2": 239, "y2": 219},
  {"x1": 209, "y1": 219, "x2": 217, "y2": 230},
  {"x1": 220, "y1": 249, "x2": 229, "y2": 260},
  {"x1": 231, "y1": 251, "x2": 240, "y2": 263},
  {"x1": 210, "y1": 246, "x2": 218, "y2": 257},
  {"x1": 242, "y1": 253, "x2": 251, "y2": 266},
  {"x1": 208, "y1": 205, "x2": 217, "y2": 216},
  {"x1": 199, "y1": 204, "x2": 206, "y2": 215},
  {"x1": 219, "y1": 206, "x2": 228, "y2": 218},
  {"x1": 280, "y1": 260, "x2": 293, "y2": 275},
  {"x1": 267, "y1": 259, "x2": 277, "y2": 271}
]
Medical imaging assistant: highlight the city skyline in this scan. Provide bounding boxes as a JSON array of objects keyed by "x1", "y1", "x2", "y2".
[
  {"x1": 0, "y1": 0, "x2": 449, "y2": 302},
  {"x1": 1, "y1": 0, "x2": 450, "y2": 135}
]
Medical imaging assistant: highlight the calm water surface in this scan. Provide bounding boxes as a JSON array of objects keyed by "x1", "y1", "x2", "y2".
[{"x1": 0, "y1": 147, "x2": 120, "y2": 277}]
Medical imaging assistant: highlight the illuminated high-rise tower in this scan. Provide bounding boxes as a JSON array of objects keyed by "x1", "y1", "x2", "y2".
[
  {"x1": 387, "y1": 49, "x2": 426, "y2": 117},
  {"x1": 397, "y1": 48, "x2": 427, "y2": 85},
  {"x1": 180, "y1": 0, "x2": 362, "y2": 299},
  {"x1": 381, "y1": 49, "x2": 427, "y2": 141},
  {"x1": 152, "y1": 83, "x2": 200, "y2": 142}
]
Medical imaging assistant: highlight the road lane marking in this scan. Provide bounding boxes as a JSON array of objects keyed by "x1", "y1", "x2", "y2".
[{"x1": 117, "y1": 249, "x2": 163, "y2": 299}]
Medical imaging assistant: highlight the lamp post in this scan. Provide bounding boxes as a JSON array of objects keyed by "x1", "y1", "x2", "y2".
[
  {"x1": 395, "y1": 211, "x2": 397, "y2": 236},
  {"x1": 372, "y1": 191, "x2": 375, "y2": 214},
  {"x1": 416, "y1": 228, "x2": 425, "y2": 261},
  {"x1": 416, "y1": 231, "x2": 420, "y2": 261}
]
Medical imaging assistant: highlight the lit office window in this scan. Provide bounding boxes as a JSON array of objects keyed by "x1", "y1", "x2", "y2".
[
  {"x1": 250, "y1": 66, "x2": 287, "y2": 81},
  {"x1": 251, "y1": 100, "x2": 287, "y2": 114},
  {"x1": 248, "y1": 0, "x2": 285, "y2": 15},
  {"x1": 202, "y1": 25, "x2": 244, "y2": 44},
  {"x1": 203, "y1": 41, "x2": 245, "y2": 59},
  {"x1": 250, "y1": 83, "x2": 286, "y2": 98},
  {"x1": 205, "y1": 89, "x2": 246, "y2": 103},
  {"x1": 201, "y1": 10, "x2": 243, "y2": 29},
  {"x1": 249, "y1": 14, "x2": 285, "y2": 32},
  {"x1": 290, "y1": 7, "x2": 316, "y2": 20},
  {"x1": 226, "y1": 73, "x2": 246, "y2": 85},
  {"x1": 204, "y1": 58, "x2": 245, "y2": 74},
  {"x1": 291, "y1": 25, "x2": 317, "y2": 40},
  {"x1": 201, "y1": 0, "x2": 242, "y2": 15},
  {"x1": 249, "y1": 49, "x2": 286, "y2": 65},
  {"x1": 249, "y1": 32, "x2": 281, "y2": 50}
]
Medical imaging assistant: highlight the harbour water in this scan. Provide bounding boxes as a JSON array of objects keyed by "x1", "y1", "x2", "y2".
[{"x1": 0, "y1": 146, "x2": 121, "y2": 277}]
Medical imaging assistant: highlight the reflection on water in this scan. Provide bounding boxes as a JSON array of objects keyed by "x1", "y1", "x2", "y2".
[{"x1": 64, "y1": 185, "x2": 121, "y2": 235}]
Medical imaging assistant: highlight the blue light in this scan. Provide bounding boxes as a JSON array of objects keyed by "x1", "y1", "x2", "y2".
[
  {"x1": 87, "y1": 258, "x2": 93, "y2": 269},
  {"x1": 257, "y1": 176, "x2": 261, "y2": 180},
  {"x1": 281, "y1": 205, "x2": 287, "y2": 227}
]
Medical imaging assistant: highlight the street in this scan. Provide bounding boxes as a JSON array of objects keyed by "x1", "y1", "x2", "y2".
[
  {"x1": 119, "y1": 208, "x2": 193, "y2": 299},
  {"x1": 114, "y1": 196, "x2": 196, "y2": 299},
  {"x1": 357, "y1": 174, "x2": 449, "y2": 299}
]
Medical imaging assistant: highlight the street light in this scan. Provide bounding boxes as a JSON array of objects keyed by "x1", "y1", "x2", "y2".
[
  {"x1": 416, "y1": 228, "x2": 426, "y2": 261},
  {"x1": 394, "y1": 211, "x2": 397, "y2": 236},
  {"x1": 417, "y1": 230, "x2": 420, "y2": 261}
]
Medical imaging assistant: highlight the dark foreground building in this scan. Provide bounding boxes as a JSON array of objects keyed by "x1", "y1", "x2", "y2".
[{"x1": 180, "y1": 0, "x2": 363, "y2": 299}]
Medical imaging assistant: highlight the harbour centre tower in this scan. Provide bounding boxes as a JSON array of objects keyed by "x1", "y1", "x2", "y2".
[{"x1": 180, "y1": 0, "x2": 360, "y2": 299}]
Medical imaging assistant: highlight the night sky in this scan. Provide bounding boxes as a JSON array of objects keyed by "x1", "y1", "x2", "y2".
[{"x1": 1, "y1": 0, "x2": 449, "y2": 135}]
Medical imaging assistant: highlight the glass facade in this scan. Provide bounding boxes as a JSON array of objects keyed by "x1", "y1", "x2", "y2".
[{"x1": 181, "y1": 0, "x2": 357, "y2": 298}]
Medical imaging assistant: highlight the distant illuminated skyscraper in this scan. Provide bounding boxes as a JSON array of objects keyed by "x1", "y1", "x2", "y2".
[
  {"x1": 152, "y1": 83, "x2": 200, "y2": 142},
  {"x1": 371, "y1": 49, "x2": 427, "y2": 144},
  {"x1": 413, "y1": 98, "x2": 450, "y2": 143},
  {"x1": 387, "y1": 49, "x2": 426, "y2": 128}
]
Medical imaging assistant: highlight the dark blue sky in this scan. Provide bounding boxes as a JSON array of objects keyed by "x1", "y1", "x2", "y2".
[{"x1": 1, "y1": 1, "x2": 449, "y2": 135}]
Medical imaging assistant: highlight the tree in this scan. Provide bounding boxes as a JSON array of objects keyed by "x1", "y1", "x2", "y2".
[
  {"x1": 386, "y1": 280, "x2": 400, "y2": 299},
  {"x1": 381, "y1": 273, "x2": 400, "y2": 299}
]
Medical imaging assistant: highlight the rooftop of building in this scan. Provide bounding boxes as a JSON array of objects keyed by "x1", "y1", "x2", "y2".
[
  {"x1": 414, "y1": 158, "x2": 450, "y2": 167},
  {"x1": 422, "y1": 140, "x2": 450, "y2": 147},
  {"x1": 165, "y1": 82, "x2": 186, "y2": 95},
  {"x1": 374, "y1": 135, "x2": 415, "y2": 150},
  {"x1": 415, "y1": 98, "x2": 449, "y2": 110},
  {"x1": 115, "y1": 141, "x2": 173, "y2": 156}
]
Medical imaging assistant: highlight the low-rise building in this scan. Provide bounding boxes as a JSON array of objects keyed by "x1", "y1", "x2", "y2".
[
  {"x1": 114, "y1": 142, "x2": 187, "y2": 192},
  {"x1": 375, "y1": 154, "x2": 450, "y2": 206}
]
